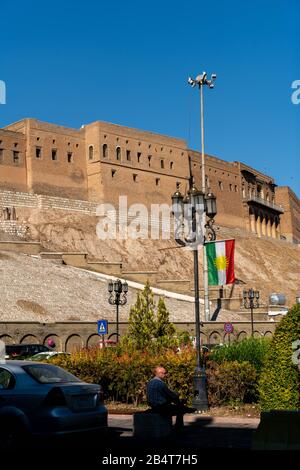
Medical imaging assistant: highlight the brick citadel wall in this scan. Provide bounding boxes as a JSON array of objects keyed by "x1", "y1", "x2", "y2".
[{"x1": 1, "y1": 117, "x2": 299, "y2": 243}]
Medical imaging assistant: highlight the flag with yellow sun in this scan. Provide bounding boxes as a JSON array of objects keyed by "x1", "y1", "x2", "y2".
[{"x1": 205, "y1": 239, "x2": 235, "y2": 286}]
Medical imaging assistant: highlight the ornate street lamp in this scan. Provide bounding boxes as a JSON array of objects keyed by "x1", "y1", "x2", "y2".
[
  {"x1": 108, "y1": 279, "x2": 128, "y2": 343},
  {"x1": 188, "y1": 71, "x2": 217, "y2": 321},
  {"x1": 171, "y1": 183, "x2": 217, "y2": 412},
  {"x1": 243, "y1": 289, "x2": 260, "y2": 337}
]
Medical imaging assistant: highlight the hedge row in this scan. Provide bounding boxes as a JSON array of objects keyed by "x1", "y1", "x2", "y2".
[{"x1": 52, "y1": 346, "x2": 257, "y2": 407}]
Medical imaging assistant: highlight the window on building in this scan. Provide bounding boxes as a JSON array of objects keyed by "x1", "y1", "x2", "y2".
[
  {"x1": 103, "y1": 144, "x2": 108, "y2": 158},
  {"x1": 170, "y1": 161, "x2": 174, "y2": 170},
  {"x1": 155, "y1": 178, "x2": 160, "y2": 186},
  {"x1": 126, "y1": 150, "x2": 131, "y2": 161},
  {"x1": 205, "y1": 176, "x2": 210, "y2": 188},
  {"x1": 148, "y1": 155, "x2": 152, "y2": 166},
  {"x1": 160, "y1": 160, "x2": 164, "y2": 169},
  {"x1": 0, "y1": 149, "x2": 3, "y2": 163},
  {"x1": 218, "y1": 181, "x2": 223, "y2": 191},
  {"x1": 13, "y1": 151, "x2": 20, "y2": 164},
  {"x1": 229, "y1": 184, "x2": 233, "y2": 191},
  {"x1": 67, "y1": 152, "x2": 73, "y2": 163},
  {"x1": 137, "y1": 152, "x2": 142, "y2": 163},
  {"x1": 14, "y1": 142, "x2": 18, "y2": 148},
  {"x1": 116, "y1": 146, "x2": 121, "y2": 161},
  {"x1": 36, "y1": 147, "x2": 42, "y2": 159},
  {"x1": 111, "y1": 169, "x2": 116, "y2": 178},
  {"x1": 51, "y1": 149, "x2": 57, "y2": 161},
  {"x1": 89, "y1": 145, "x2": 94, "y2": 160},
  {"x1": 235, "y1": 185, "x2": 238, "y2": 192},
  {"x1": 133, "y1": 174, "x2": 138, "y2": 182}
]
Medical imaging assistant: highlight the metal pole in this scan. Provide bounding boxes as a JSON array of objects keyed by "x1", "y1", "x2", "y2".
[
  {"x1": 200, "y1": 83, "x2": 210, "y2": 321},
  {"x1": 194, "y1": 248, "x2": 201, "y2": 370},
  {"x1": 116, "y1": 301, "x2": 119, "y2": 343},
  {"x1": 192, "y1": 246, "x2": 208, "y2": 411},
  {"x1": 251, "y1": 303, "x2": 254, "y2": 337}
]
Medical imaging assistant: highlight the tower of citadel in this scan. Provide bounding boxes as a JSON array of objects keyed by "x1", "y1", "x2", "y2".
[{"x1": 0, "y1": 117, "x2": 299, "y2": 243}]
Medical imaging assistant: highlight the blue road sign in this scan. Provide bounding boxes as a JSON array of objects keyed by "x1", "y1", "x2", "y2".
[{"x1": 97, "y1": 320, "x2": 108, "y2": 335}]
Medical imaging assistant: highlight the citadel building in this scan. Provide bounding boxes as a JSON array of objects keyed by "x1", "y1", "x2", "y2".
[{"x1": 0, "y1": 118, "x2": 299, "y2": 244}]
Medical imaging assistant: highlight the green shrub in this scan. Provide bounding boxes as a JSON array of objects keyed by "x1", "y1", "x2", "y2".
[
  {"x1": 210, "y1": 337, "x2": 270, "y2": 374},
  {"x1": 258, "y1": 304, "x2": 300, "y2": 411},
  {"x1": 53, "y1": 345, "x2": 258, "y2": 407},
  {"x1": 206, "y1": 360, "x2": 257, "y2": 406}
]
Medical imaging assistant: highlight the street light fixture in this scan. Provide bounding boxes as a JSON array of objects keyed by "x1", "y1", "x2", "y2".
[
  {"x1": 171, "y1": 182, "x2": 217, "y2": 412},
  {"x1": 188, "y1": 71, "x2": 216, "y2": 321},
  {"x1": 108, "y1": 279, "x2": 128, "y2": 343},
  {"x1": 243, "y1": 288, "x2": 260, "y2": 337}
]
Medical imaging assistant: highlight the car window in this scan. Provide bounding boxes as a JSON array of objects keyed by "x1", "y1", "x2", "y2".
[
  {"x1": 23, "y1": 364, "x2": 81, "y2": 384},
  {"x1": 0, "y1": 368, "x2": 16, "y2": 390}
]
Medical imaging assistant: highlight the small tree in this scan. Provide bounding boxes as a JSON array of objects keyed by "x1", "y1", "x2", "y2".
[
  {"x1": 156, "y1": 297, "x2": 175, "y2": 339},
  {"x1": 125, "y1": 283, "x2": 181, "y2": 350},
  {"x1": 127, "y1": 282, "x2": 156, "y2": 348}
]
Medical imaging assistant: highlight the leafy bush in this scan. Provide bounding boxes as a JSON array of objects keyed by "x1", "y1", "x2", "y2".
[
  {"x1": 53, "y1": 345, "x2": 258, "y2": 407},
  {"x1": 210, "y1": 337, "x2": 270, "y2": 373},
  {"x1": 206, "y1": 360, "x2": 257, "y2": 406},
  {"x1": 258, "y1": 303, "x2": 300, "y2": 411}
]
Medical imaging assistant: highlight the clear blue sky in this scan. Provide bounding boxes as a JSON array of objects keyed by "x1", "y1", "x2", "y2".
[{"x1": 1, "y1": 0, "x2": 299, "y2": 195}]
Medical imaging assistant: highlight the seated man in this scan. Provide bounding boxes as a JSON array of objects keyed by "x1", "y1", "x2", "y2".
[{"x1": 146, "y1": 365, "x2": 196, "y2": 428}]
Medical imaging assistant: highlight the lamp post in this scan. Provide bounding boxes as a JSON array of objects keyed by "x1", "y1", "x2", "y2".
[
  {"x1": 188, "y1": 72, "x2": 216, "y2": 321},
  {"x1": 108, "y1": 279, "x2": 128, "y2": 343},
  {"x1": 171, "y1": 183, "x2": 217, "y2": 412},
  {"x1": 243, "y1": 289, "x2": 260, "y2": 337}
]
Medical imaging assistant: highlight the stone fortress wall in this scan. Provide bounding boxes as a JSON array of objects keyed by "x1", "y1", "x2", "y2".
[{"x1": 1, "y1": 118, "x2": 299, "y2": 243}]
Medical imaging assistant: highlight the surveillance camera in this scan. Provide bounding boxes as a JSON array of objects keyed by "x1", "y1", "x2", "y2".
[
  {"x1": 211, "y1": 73, "x2": 217, "y2": 80},
  {"x1": 209, "y1": 84, "x2": 214, "y2": 89},
  {"x1": 188, "y1": 77, "x2": 194, "y2": 85}
]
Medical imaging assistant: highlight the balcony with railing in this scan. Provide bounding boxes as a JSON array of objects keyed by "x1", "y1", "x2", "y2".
[{"x1": 244, "y1": 195, "x2": 284, "y2": 213}]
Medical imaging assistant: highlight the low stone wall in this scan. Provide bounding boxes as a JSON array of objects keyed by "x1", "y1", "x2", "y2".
[
  {"x1": 0, "y1": 241, "x2": 41, "y2": 254},
  {"x1": 0, "y1": 220, "x2": 29, "y2": 239},
  {"x1": 0, "y1": 321, "x2": 277, "y2": 353},
  {"x1": 0, "y1": 190, "x2": 98, "y2": 214}
]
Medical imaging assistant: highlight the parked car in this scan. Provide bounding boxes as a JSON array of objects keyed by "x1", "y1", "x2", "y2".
[
  {"x1": 5, "y1": 344, "x2": 51, "y2": 360},
  {"x1": 29, "y1": 351, "x2": 71, "y2": 361},
  {"x1": 0, "y1": 360, "x2": 108, "y2": 449}
]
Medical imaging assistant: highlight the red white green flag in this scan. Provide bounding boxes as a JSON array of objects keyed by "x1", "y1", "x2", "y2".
[{"x1": 205, "y1": 239, "x2": 235, "y2": 286}]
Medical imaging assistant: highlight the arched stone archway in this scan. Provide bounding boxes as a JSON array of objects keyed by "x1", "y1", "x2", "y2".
[
  {"x1": 0, "y1": 335, "x2": 13, "y2": 345},
  {"x1": 253, "y1": 331, "x2": 263, "y2": 339},
  {"x1": 223, "y1": 332, "x2": 236, "y2": 344},
  {"x1": 65, "y1": 334, "x2": 83, "y2": 353},
  {"x1": 87, "y1": 334, "x2": 101, "y2": 348},
  {"x1": 43, "y1": 334, "x2": 62, "y2": 351},
  {"x1": 237, "y1": 331, "x2": 247, "y2": 341},
  {"x1": 264, "y1": 331, "x2": 273, "y2": 338},
  {"x1": 209, "y1": 331, "x2": 222, "y2": 345},
  {"x1": 20, "y1": 334, "x2": 39, "y2": 344}
]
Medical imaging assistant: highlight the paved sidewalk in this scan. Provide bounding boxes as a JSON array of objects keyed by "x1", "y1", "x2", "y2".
[{"x1": 108, "y1": 413, "x2": 260, "y2": 449}]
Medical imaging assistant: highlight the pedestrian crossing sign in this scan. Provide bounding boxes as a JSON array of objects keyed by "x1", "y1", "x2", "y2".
[{"x1": 97, "y1": 320, "x2": 108, "y2": 335}]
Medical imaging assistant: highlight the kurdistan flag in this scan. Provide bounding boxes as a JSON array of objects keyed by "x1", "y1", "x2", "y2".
[{"x1": 205, "y1": 239, "x2": 235, "y2": 286}]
